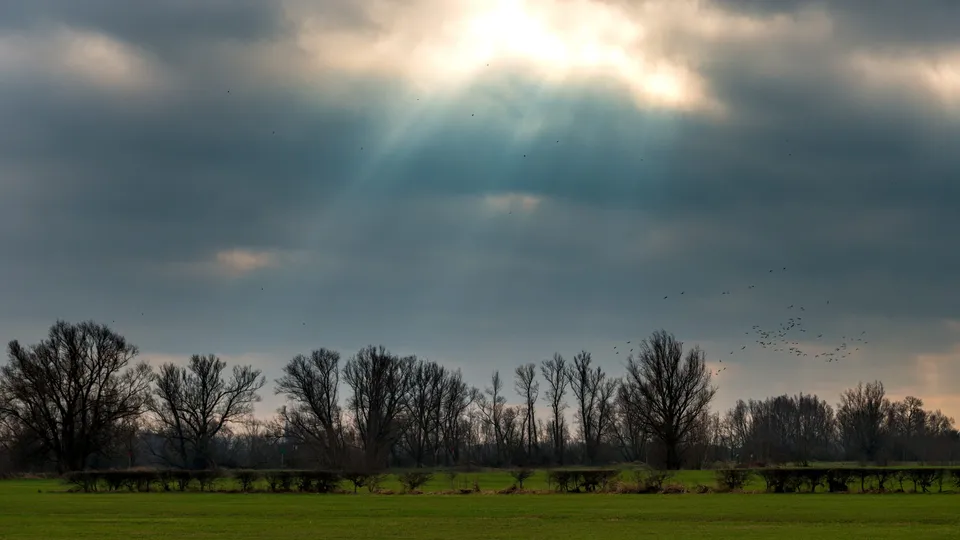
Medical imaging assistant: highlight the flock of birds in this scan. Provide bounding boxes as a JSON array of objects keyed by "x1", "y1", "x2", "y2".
[{"x1": 613, "y1": 266, "x2": 870, "y2": 378}]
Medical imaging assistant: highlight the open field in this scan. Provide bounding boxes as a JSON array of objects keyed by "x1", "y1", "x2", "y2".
[{"x1": 4, "y1": 478, "x2": 960, "y2": 539}]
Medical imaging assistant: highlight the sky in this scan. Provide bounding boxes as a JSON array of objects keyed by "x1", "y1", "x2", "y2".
[{"x1": 1, "y1": 0, "x2": 959, "y2": 421}]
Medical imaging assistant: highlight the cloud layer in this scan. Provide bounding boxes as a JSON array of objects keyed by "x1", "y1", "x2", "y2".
[{"x1": 1, "y1": 0, "x2": 959, "y2": 418}]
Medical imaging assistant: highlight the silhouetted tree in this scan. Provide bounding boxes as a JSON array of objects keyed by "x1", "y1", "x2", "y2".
[
  {"x1": 621, "y1": 330, "x2": 716, "y2": 470},
  {"x1": 611, "y1": 384, "x2": 648, "y2": 462},
  {"x1": 514, "y1": 363, "x2": 539, "y2": 461},
  {"x1": 541, "y1": 353, "x2": 569, "y2": 464},
  {"x1": 476, "y1": 371, "x2": 507, "y2": 464},
  {"x1": 567, "y1": 351, "x2": 617, "y2": 463},
  {"x1": 403, "y1": 359, "x2": 446, "y2": 467},
  {"x1": 275, "y1": 348, "x2": 345, "y2": 467},
  {"x1": 343, "y1": 345, "x2": 414, "y2": 470},
  {"x1": 0, "y1": 320, "x2": 152, "y2": 472},
  {"x1": 439, "y1": 369, "x2": 475, "y2": 465},
  {"x1": 837, "y1": 380, "x2": 888, "y2": 462},
  {"x1": 150, "y1": 354, "x2": 265, "y2": 469}
]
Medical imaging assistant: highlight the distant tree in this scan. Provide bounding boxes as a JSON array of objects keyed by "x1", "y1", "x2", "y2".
[
  {"x1": 836, "y1": 380, "x2": 889, "y2": 463},
  {"x1": 0, "y1": 320, "x2": 152, "y2": 472},
  {"x1": 150, "y1": 354, "x2": 265, "y2": 469},
  {"x1": 540, "y1": 353, "x2": 570, "y2": 464},
  {"x1": 275, "y1": 348, "x2": 345, "y2": 468},
  {"x1": 514, "y1": 363, "x2": 539, "y2": 461},
  {"x1": 476, "y1": 371, "x2": 507, "y2": 464},
  {"x1": 611, "y1": 384, "x2": 648, "y2": 462},
  {"x1": 403, "y1": 359, "x2": 446, "y2": 467},
  {"x1": 566, "y1": 351, "x2": 617, "y2": 463},
  {"x1": 621, "y1": 330, "x2": 716, "y2": 470},
  {"x1": 343, "y1": 345, "x2": 415, "y2": 470},
  {"x1": 722, "y1": 400, "x2": 751, "y2": 463},
  {"x1": 439, "y1": 369, "x2": 475, "y2": 465}
]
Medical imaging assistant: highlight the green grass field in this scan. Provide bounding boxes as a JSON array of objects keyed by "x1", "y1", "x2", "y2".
[{"x1": 3, "y1": 474, "x2": 960, "y2": 539}]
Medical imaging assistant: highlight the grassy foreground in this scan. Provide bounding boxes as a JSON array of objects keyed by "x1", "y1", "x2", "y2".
[{"x1": 3, "y1": 479, "x2": 960, "y2": 539}]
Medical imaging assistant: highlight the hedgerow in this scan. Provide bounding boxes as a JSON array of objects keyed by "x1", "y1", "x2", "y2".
[{"x1": 60, "y1": 466, "x2": 960, "y2": 494}]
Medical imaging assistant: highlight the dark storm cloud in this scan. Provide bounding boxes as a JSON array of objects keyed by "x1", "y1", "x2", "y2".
[
  {"x1": 716, "y1": 0, "x2": 960, "y2": 48},
  {"x1": 0, "y1": 1, "x2": 289, "y2": 53}
]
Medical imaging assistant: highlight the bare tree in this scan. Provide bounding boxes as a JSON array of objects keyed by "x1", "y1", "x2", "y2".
[
  {"x1": 403, "y1": 359, "x2": 446, "y2": 467},
  {"x1": 150, "y1": 354, "x2": 265, "y2": 469},
  {"x1": 837, "y1": 380, "x2": 889, "y2": 463},
  {"x1": 566, "y1": 351, "x2": 618, "y2": 463},
  {"x1": 514, "y1": 363, "x2": 539, "y2": 461},
  {"x1": 476, "y1": 371, "x2": 507, "y2": 464},
  {"x1": 439, "y1": 369, "x2": 475, "y2": 465},
  {"x1": 723, "y1": 400, "x2": 751, "y2": 463},
  {"x1": 611, "y1": 385, "x2": 647, "y2": 462},
  {"x1": 540, "y1": 353, "x2": 569, "y2": 464},
  {"x1": 621, "y1": 330, "x2": 716, "y2": 470},
  {"x1": 0, "y1": 320, "x2": 152, "y2": 472},
  {"x1": 275, "y1": 348, "x2": 345, "y2": 468},
  {"x1": 343, "y1": 345, "x2": 414, "y2": 470}
]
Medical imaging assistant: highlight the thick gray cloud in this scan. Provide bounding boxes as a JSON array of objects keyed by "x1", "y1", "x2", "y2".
[{"x1": 1, "y1": 0, "x2": 959, "y2": 417}]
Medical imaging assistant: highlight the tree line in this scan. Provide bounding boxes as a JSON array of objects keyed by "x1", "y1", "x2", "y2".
[{"x1": 0, "y1": 320, "x2": 957, "y2": 474}]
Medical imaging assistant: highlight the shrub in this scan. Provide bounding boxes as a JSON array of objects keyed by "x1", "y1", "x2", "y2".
[
  {"x1": 192, "y1": 469, "x2": 221, "y2": 492},
  {"x1": 509, "y1": 468, "x2": 534, "y2": 489},
  {"x1": 397, "y1": 471, "x2": 433, "y2": 492},
  {"x1": 715, "y1": 469, "x2": 752, "y2": 491},
  {"x1": 445, "y1": 469, "x2": 459, "y2": 490},
  {"x1": 63, "y1": 471, "x2": 100, "y2": 493},
  {"x1": 263, "y1": 470, "x2": 294, "y2": 492},
  {"x1": 547, "y1": 469, "x2": 620, "y2": 493},
  {"x1": 233, "y1": 469, "x2": 260, "y2": 492},
  {"x1": 367, "y1": 473, "x2": 387, "y2": 493},
  {"x1": 826, "y1": 469, "x2": 852, "y2": 493},
  {"x1": 342, "y1": 471, "x2": 373, "y2": 493},
  {"x1": 633, "y1": 467, "x2": 673, "y2": 493}
]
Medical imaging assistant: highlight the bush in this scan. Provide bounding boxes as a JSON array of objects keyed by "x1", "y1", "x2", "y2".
[
  {"x1": 546, "y1": 469, "x2": 619, "y2": 493},
  {"x1": 509, "y1": 468, "x2": 534, "y2": 489},
  {"x1": 263, "y1": 470, "x2": 294, "y2": 492},
  {"x1": 192, "y1": 469, "x2": 222, "y2": 492},
  {"x1": 397, "y1": 471, "x2": 433, "y2": 492},
  {"x1": 233, "y1": 469, "x2": 260, "y2": 492},
  {"x1": 342, "y1": 471, "x2": 373, "y2": 493},
  {"x1": 367, "y1": 473, "x2": 387, "y2": 493},
  {"x1": 632, "y1": 467, "x2": 673, "y2": 493},
  {"x1": 715, "y1": 469, "x2": 752, "y2": 491},
  {"x1": 296, "y1": 470, "x2": 341, "y2": 493},
  {"x1": 63, "y1": 471, "x2": 100, "y2": 492}
]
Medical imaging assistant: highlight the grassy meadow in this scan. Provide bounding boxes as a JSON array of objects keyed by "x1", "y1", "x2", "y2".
[{"x1": 3, "y1": 469, "x2": 960, "y2": 539}]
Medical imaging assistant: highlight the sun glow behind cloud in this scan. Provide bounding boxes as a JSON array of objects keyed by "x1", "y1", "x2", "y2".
[{"x1": 296, "y1": 0, "x2": 719, "y2": 113}]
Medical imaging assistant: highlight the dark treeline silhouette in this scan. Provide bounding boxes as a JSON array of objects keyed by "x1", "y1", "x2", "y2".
[{"x1": 0, "y1": 320, "x2": 957, "y2": 474}]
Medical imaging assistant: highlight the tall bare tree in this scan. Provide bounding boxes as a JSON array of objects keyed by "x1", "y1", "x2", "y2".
[
  {"x1": 439, "y1": 369, "x2": 475, "y2": 465},
  {"x1": 567, "y1": 351, "x2": 617, "y2": 463},
  {"x1": 621, "y1": 330, "x2": 716, "y2": 469},
  {"x1": 837, "y1": 380, "x2": 889, "y2": 462},
  {"x1": 514, "y1": 363, "x2": 539, "y2": 461},
  {"x1": 275, "y1": 348, "x2": 344, "y2": 467},
  {"x1": 611, "y1": 385, "x2": 647, "y2": 462},
  {"x1": 0, "y1": 320, "x2": 152, "y2": 472},
  {"x1": 343, "y1": 345, "x2": 414, "y2": 470},
  {"x1": 723, "y1": 399, "x2": 751, "y2": 463},
  {"x1": 476, "y1": 371, "x2": 507, "y2": 464},
  {"x1": 540, "y1": 353, "x2": 569, "y2": 464},
  {"x1": 150, "y1": 354, "x2": 265, "y2": 469},
  {"x1": 404, "y1": 359, "x2": 446, "y2": 467}
]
